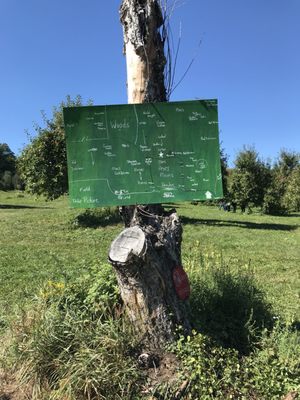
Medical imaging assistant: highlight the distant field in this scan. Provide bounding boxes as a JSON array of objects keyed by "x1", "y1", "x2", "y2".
[{"x1": 0, "y1": 190, "x2": 299, "y2": 322}]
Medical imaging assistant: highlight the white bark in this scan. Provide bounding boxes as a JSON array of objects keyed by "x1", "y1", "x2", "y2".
[{"x1": 120, "y1": 0, "x2": 166, "y2": 103}]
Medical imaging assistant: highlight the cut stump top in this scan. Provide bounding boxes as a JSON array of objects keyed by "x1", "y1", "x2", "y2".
[{"x1": 109, "y1": 226, "x2": 146, "y2": 264}]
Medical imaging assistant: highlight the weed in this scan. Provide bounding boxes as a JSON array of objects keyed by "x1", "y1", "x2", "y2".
[{"x1": 167, "y1": 323, "x2": 300, "y2": 399}]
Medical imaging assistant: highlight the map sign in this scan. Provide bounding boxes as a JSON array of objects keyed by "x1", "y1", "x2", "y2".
[{"x1": 63, "y1": 100, "x2": 223, "y2": 208}]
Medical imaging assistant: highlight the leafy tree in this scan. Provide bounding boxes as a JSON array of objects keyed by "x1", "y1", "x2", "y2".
[
  {"x1": 262, "y1": 184, "x2": 287, "y2": 215},
  {"x1": 274, "y1": 149, "x2": 299, "y2": 178},
  {"x1": 0, "y1": 143, "x2": 16, "y2": 174},
  {"x1": 283, "y1": 165, "x2": 300, "y2": 212},
  {"x1": 0, "y1": 143, "x2": 17, "y2": 190},
  {"x1": 229, "y1": 147, "x2": 271, "y2": 211},
  {"x1": 263, "y1": 150, "x2": 299, "y2": 215},
  {"x1": 18, "y1": 95, "x2": 91, "y2": 199},
  {"x1": 273, "y1": 149, "x2": 299, "y2": 195}
]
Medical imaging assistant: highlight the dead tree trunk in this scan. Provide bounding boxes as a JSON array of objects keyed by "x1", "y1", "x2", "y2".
[
  {"x1": 108, "y1": 0, "x2": 191, "y2": 350},
  {"x1": 120, "y1": 0, "x2": 167, "y2": 103}
]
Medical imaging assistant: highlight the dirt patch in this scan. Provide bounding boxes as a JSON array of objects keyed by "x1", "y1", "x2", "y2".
[
  {"x1": 140, "y1": 352, "x2": 189, "y2": 399},
  {"x1": 0, "y1": 370, "x2": 30, "y2": 400}
]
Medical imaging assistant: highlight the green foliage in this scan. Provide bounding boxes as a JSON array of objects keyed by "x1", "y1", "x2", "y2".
[
  {"x1": 0, "y1": 143, "x2": 16, "y2": 174},
  {"x1": 283, "y1": 166, "x2": 300, "y2": 212},
  {"x1": 220, "y1": 146, "x2": 229, "y2": 197},
  {"x1": 18, "y1": 95, "x2": 92, "y2": 200},
  {"x1": 274, "y1": 149, "x2": 300, "y2": 179},
  {"x1": 18, "y1": 127, "x2": 67, "y2": 199},
  {"x1": 170, "y1": 323, "x2": 300, "y2": 400},
  {"x1": 188, "y1": 262, "x2": 273, "y2": 354},
  {"x1": 11, "y1": 264, "x2": 142, "y2": 400},
  {"x1": 262, "y1": 184, "x2": 287, "y2": 215},
  {"x1": 230, "y1": 147, "x2": 271, "y2": 210},
  {"x1": 0, "y1": 143, "x2": 20, "y2": 190},
  {"x1": 70, "y1": 207, "x2": 122, "y2": 229},
  {"x1": 0, "y1": 192, "x2": 299, "y2": 399},
  {"x1": 262, "y1": 150, "x2": 300, "y2": 215}
]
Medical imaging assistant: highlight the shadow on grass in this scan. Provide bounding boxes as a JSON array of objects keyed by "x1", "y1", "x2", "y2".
[
  {"x1": 70, "y1": 208, "x2": 122, "y2": 229},
  {"x1": 189, "y1": 268, "x2": 274, "y2": 355},
  {"x1": 162, "y1": 203, "x2": 191, "y2": 209},
  {"x1": 180, "y1": 216, "x2": 298, "y2": 231},
  {"x1": 0, "y1": 204, "x2": 52, "y2": 209}
]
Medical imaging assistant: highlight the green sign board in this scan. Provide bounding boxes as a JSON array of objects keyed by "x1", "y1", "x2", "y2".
[{"x1": 63, "y1": 100, "x2": 223, "y2": 208}]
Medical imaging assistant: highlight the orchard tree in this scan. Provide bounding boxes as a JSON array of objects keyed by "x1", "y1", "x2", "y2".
[
  {"x1": 263, "y1": 150, "x2": 299, "y2": 215},
  {"x1": 18, "y1": 95, "x2": 91, "y2": 199},
  {"x1": 0, "y1": 143, "x2": 17, "y2": 190},
  {"x1": 274, "y1": 149, "x2": 299, "y2": 178},
  {"x1": 0, "y1": 143, "x2": 16, "y2": 174},
  {"x1": 273, "y1": 149, "x2": 299, "y2": 196},
  {"x1": 283, "y1": 165, "x2": 300, "y2": 212},
  {"x1": 230, "y1": 147, "x2": 270, "y2": 211}
]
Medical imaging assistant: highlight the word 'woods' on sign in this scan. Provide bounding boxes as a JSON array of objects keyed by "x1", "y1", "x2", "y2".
[{"x1": 63, "y1": 100, "x2": 223, "y2": 208}]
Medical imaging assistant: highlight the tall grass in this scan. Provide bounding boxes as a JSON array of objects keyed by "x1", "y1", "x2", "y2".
[
  {"x1": 7, "y1": 264, "x2": 142, "y2": 400},
  {"x1": 167, "y1": 250, "x2": 300, "y2": 399},
  {"x1": 186, "y1": 249, "x2": 274, "y2": 354},
  {"x1": 4, "y1": 254, "x2": 299, "y2": 399}
]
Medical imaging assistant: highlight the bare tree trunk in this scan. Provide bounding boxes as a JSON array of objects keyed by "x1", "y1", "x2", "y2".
[
  {"x1": 108, "y1": 0, "x2": 191, "y2": 350},
  {"x1": 120, "y1": 0, "x2": 167, "y2": 103}
]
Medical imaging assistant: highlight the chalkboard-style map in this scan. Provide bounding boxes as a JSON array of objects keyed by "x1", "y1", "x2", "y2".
[{"x1": 63, "y1": 100, "x2": 223, "y2": 208}]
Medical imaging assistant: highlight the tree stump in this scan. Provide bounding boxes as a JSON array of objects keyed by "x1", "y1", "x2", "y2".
[{"x1": 109, "y1": 205, "x2": 191, "y2": 349}]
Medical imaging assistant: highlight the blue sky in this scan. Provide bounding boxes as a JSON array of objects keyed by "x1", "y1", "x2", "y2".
[{"x1": 1, "y1": 0, "x2": 299, "y2": 166}]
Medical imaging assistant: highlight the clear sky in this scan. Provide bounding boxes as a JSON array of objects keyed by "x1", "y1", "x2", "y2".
[{"x1": 1, "y1": 0, "x2": 299, "y2": 166}]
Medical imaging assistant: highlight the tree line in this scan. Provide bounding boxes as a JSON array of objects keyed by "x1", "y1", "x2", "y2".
[
  {"x1": 1, "y1": 96, "x2": 299, "y2": 214},
  {"x1": 222, "y1": 146, "x2": 300, "y2": 214}
]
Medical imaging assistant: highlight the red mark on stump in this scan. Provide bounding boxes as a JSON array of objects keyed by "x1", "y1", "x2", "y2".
[{"x1": 173, "y1": 266, "x2": 190, "y2": 300}]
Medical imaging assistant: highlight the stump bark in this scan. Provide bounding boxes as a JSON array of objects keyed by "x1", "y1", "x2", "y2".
[
  {"x1": 108, "y1": 0, "x2": 191, "y2": 350},
  {"x1": 109, "y1": 206, "x2": 191, "y2": 348}
]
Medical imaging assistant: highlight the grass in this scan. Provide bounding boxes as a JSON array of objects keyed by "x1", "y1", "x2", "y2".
[
  {"x1": 1, "y1": 191, "x2": 299, "y2": 321},
  {"x1": 0, "y1": 191, "x2": 122, "y2": 322},
  {"x1": 178, "y1": 204, "x2": 300, "y2": 320},
  {"x1": 0, "y1": 190, "x2": 300, "y2": 399}
]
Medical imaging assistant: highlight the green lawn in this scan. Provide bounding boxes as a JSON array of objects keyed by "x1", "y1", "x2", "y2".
[{"x1": 0, "y1": 190, "x2": 299, "y2": 322}]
